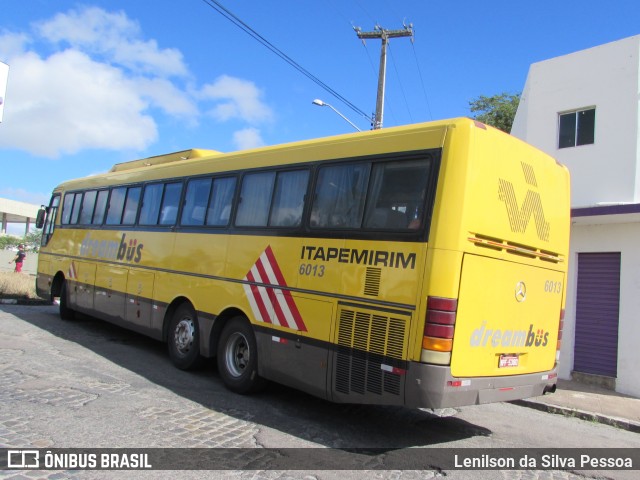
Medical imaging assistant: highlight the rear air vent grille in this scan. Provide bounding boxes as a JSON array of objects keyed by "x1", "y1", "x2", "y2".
[
  {"x1": 335, "y1": 305, "x2": 408, "y2": 397},
  {"x1": 364, "y1": 267, "x2": 381, "y2": 296},
  {"x1": 468, "y1": 233, "x2": 564, "y2": 263}
]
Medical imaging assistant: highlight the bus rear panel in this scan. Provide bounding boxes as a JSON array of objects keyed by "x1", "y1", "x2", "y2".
[{"x1": 406, "y1": 120, "x2": 569, "y2": 408}]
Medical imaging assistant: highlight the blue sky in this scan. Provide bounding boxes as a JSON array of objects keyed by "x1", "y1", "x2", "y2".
[{"x1": 1, "y1": 0, "x2": 639, "y2": 229}]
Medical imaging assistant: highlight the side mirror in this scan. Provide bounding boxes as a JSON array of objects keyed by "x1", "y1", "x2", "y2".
[{"x1": 35, "y1": 206, "x2": 46, "y2": 229}]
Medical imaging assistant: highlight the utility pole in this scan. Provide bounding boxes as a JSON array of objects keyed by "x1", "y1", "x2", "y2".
[{"x1": 355, "y1": 24, "x2": 413, "y2": 129}]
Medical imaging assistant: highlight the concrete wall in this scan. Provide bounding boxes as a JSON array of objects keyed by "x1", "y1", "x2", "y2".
[
  {"x1": 564, "y1": 220, "x2": 640, "y2": 397},
  {"x1": 512, "y1": 35, "x2": 640, "y2": 207}
]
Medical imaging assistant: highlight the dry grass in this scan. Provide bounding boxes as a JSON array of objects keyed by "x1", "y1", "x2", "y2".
[{"x1": 0, "y1": 272, "x2": 40, "y2": 299}]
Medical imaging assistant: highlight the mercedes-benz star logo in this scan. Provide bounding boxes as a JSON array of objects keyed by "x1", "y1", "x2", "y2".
[{"x1": 515, "y1": 281, "x2": 527, "y2": 302}]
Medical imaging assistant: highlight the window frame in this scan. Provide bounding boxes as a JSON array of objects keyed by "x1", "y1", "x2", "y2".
[{"x1": 558, "y1": 107, "x2": 595, "y2": 149}]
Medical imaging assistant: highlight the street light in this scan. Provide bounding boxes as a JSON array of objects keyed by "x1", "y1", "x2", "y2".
[{"x1": 312, "y1": 99, "x2": 362, "y2": 132}]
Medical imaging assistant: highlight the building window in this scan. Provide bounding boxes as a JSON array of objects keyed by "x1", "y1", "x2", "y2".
[{"x1": 558, "y1": 108, "x2": 595, "y2": 148}]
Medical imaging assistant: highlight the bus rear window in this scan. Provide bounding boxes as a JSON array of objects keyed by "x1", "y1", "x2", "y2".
[{"x1": 363, "y1": 159, "x2": 433, "y2": 230}]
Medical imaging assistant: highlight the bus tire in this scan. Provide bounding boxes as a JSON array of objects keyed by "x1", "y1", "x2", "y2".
[
  {"x1": 217, "y1": 316, "x2": 267, "y2": 394},
  {"x1": 168, "y1": 303, "x2": 203, "y2": 370},
  {"x1": 59, "y1": 280, "x2": 75, "y2": 321}
]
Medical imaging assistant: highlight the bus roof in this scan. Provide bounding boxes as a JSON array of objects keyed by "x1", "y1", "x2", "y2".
[
  {"x1": 53, "y1": 118, "x2": 536, "y2": 192},
  {"x1": 109, "y1": 148, "x2": 221, "y2": 172}
]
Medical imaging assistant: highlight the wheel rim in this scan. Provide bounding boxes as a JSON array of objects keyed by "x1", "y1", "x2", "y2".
[
  {"x1": 224, "y1": 332, "x2": 250, "y2": 378},
  {"x1": 174, "y1": 318, "x2": 195, "y2": 356}
]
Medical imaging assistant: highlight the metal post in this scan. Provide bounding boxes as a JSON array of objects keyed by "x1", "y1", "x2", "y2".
[{"x1": 355, "y1": 25, "x2": 413, "y2": 129}]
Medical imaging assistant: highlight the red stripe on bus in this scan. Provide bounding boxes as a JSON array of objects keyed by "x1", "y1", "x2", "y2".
[
  {"x1": 255, "y1": 256, "x2": 290, "y2": 329},
  {"x1": 263, "y1": 246, "x2": 307, "y2": 331},
  {"x1": 246, "y1": 269, "x2": 272, "y2": 325}
]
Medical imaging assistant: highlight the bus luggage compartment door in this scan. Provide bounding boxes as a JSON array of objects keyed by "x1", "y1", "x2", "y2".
[{"x1": 450, "y1": 254, "x2": 563, "y2": 378}]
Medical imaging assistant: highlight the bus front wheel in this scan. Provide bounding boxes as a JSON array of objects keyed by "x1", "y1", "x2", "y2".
[
  {"x1": 217, "y1": 316, "x2": 266, "y2": 394},
  {"x1": 168, "y1": 303, "x2": 203, "y2": 370},
  {"x1": 59, "y1": 280, "x2": 75, "y2": 321}
]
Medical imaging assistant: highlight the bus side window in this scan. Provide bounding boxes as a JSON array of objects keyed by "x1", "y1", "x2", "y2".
[
  {"x1": 269, "y1": 169, "x2": 309, "y2": 227},
  {"x1": 310, "y1": 163, "x2": 369, "y2": 229},
  {"x1": 181, "y1": 178, "x2": 212, "y2": 226},
  {"x1": 41, "y1": 194, "x2": 61, "y2": 246},
  {"x1": 206, "y1": 177, "x2": 236, "y2": 226},
  {"x1": 236, "y1": 172, "x2": 276, "y2": 227},
  {"x1": 61, "y1": 192, "x2": 75, "y2": 225},
  {"x1": 92, "y1": 190, "x2": 109, "y2": 225},
  {"x1": 121, "y1": 186, "x2": 142, "y2": 225},
  {"x1": 106, "y1": 187, "x2": 127, "y2": 225},
  {"x1": 79, "y1": 190, "x2": 97, "y2": 225},
  {"x1": 70, "y1": 192, "x2": 83, "y2": 225},
  {"x1": 158, "y1": 182, "x2": 183, "y2": 226},
  {"x1": 139, "y1": 183, "x2": 163, "y2": 225}
]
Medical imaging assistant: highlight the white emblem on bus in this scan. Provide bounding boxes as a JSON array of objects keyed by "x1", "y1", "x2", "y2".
[{"x1": 515, "y1": 281, "x2": 527, "y2": 302}]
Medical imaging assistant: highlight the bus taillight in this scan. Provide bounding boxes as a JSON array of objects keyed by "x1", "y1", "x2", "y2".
[
  {"x1": 556, "y1": 309, "x2": 565, "y2": 361},
  {"x1": 421, "y1": 296, "x2": 458, "y2": 365}
]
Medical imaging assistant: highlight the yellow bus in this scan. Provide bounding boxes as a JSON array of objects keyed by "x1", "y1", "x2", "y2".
[{"x1": 35, "y1": 117, "x2": 570, "y2": 408}]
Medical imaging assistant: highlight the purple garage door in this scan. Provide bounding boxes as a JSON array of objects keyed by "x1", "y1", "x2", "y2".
[{"x1": 573, "y1": 252, "x2": 620, "y2": 378}]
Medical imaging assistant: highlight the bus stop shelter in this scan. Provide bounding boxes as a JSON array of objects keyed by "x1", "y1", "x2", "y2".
[{"x1": 0, "y1": 197, "x2": 40, "y2": 236}]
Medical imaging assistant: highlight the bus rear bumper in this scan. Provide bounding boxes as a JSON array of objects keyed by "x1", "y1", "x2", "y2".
[{"x1": 404, "y1": 362, "x2": 559, "y2": 409}]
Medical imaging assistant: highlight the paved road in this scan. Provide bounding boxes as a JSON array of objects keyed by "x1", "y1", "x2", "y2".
[{"x1": 1, "y1": 305, "x2": 639, "y2": 480}]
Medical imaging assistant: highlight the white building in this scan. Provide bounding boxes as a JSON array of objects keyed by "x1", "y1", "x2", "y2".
[
  {"x1": 0, "y1": 197, "x2": 40, "y2": 236},
  {"x1": 511, "y1": 35, "x2": 640, "y2": 397}
]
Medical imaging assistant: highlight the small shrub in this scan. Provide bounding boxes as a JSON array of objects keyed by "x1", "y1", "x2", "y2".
[{"x1": 0, "y1": 272, "x2": 39, "y2": 299}]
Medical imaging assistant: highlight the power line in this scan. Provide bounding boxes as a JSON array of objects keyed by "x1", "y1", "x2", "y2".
[
  {"x1": 200, "y1": 0, "x2": 371, "y2": 122},
  {"x1": 388, "y1": 42, "x2": 413, "y2": 124},
  {"x1": 411, "y1": 31, "x2": 433, "y2": 120}
]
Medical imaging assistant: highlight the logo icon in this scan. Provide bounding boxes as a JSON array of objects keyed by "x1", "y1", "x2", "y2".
[
  {"x1": 498, "y1": 162, "x2": 550, "y2": 242},
  {"x1": 515, "y1": 281, "x2": 527, "y2": 302},
  {"x1": 7, "y1": 450, "x2": 40, "y2": 468}
]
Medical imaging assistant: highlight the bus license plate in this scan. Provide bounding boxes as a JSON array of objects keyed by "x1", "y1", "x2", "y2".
[{"x1": 499, "y1": 354, "x2": 519, "y2": 368}]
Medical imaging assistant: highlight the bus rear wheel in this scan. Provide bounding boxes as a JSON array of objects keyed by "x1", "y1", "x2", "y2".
[
  {"x1": 168, "y1": 303, "x2": 203, "y2": 370},
  {"x1": 217, "y1": 316, "x2": 266, "y2": 394}
]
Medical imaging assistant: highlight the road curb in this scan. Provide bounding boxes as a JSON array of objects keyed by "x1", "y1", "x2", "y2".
[
  {"x1": 511, "y1": 399, "x2": 640, "y2": 434},
  {"x1": 0, "y1": 298, "x2": 51, "y2": 306}
]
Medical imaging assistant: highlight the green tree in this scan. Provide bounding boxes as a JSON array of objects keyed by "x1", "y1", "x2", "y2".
[
  {"x1": 0, "y1": 236, "x2": 17, "y2": 250},
  {"x1": 24, "y1": 230, "x2": 43, "y2": 252},
  {"x1": 469, "y1": 92, "x2": 520, "y2": 133}
]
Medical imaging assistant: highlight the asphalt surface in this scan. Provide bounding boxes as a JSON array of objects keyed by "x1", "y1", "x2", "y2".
[{"x1": 1, "y1": 303, "x2": 639, "y2": 480}]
